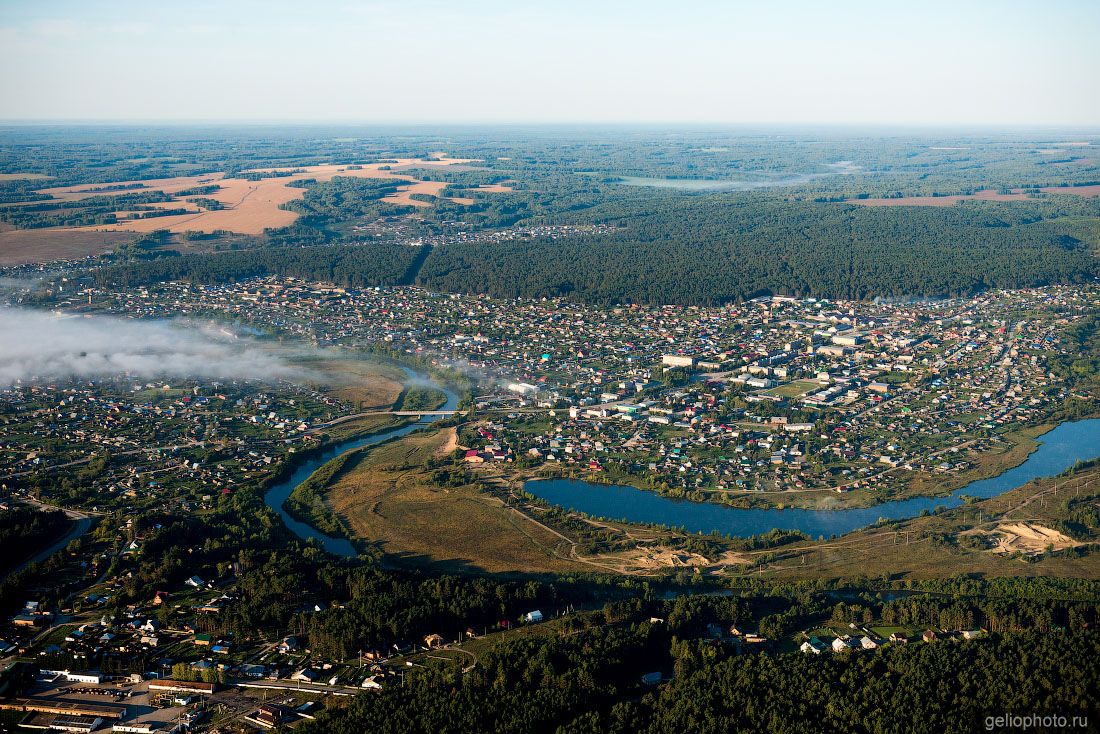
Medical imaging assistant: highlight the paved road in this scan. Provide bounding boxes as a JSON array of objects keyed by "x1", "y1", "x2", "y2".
[
  {"x1": 0, "y1": 441, "x2": 201, "y2": 481},
  {"x1": 313, "y1": 409, "x2": 463, "y2": 430},
  {"x1": 232, "y1": 680, "x2": 360, "y2": 696},
  {"x1": 2, "y1": 498, "x2": 97, "y2": 580}
]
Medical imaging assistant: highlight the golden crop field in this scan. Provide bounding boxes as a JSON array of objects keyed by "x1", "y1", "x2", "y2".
[{"x1": 30, "y1": 155, "x2": 488, "y2": 235}]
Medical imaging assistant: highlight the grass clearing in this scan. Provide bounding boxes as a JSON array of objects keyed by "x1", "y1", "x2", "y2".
[
  {"x1": 327, "y1": 428, "x2": 588, "y2": 574},
  {"x1": 764, "y1": 379, "x2": 821, "y2": 398},
  {"x1": 297, "y1": 353, "x2": 407, "y2": 410},
  {"x1": 849, "y1": 190, "x2": 1031, "y2": 207},
  {"x1": 750, "y1": 465, "x2": 1100, "y2": 582},
  {"x1": 0, "y1": 173, "x2": 53, "y2": 181}
]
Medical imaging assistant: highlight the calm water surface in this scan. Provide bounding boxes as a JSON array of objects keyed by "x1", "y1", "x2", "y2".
[{"x1": 524, "y1": 420, "x2": 1100, "y2": 539}]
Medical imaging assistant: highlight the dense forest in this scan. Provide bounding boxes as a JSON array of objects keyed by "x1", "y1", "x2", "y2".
[
  {"x1": 95, "y1": 194, "x2": 1099, "y2": 304},
  {"x1": 97, "y1": 242, "x2": 428, "y2": 289},
  {"x1": 0, "y1": 506, "x2": 69, "y2": 576},
  {"x1": 301, "y1": 625, "x2": 1098, "y2": 734},
  {"x1": 418, "y1": 196, "x2": 1100, "y2": 303}
]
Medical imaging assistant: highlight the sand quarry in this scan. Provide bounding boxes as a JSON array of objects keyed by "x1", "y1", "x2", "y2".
[
  {"x1": 962, "y1": 522, "x2": 1083, "y2": 556},
  {"x1": 594, "y1": 546, "x2": 751, "y2": 574},
  {"x1": 31, "y1": 155, "x2": 497, "y2": 235}
]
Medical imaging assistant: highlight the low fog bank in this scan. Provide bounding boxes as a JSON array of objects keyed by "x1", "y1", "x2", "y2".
[{"x1": 0, "y1": 307, "x2": 305, "y2": 386}]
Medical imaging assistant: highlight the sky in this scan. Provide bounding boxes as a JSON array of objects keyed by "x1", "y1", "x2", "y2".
[{"x1": 1, "y1": 0, "x2": 1098, "y2": 126}]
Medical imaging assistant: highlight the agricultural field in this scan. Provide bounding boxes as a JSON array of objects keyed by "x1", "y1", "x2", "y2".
[
  {"x1": 1041, "y1": 184, "x2": 1100, "y2": 197},
  {"x1": 41, "y1": 156, "x2": 484, "y2": 235},
  {"x1": 0, "y1": 173, "x2": 53, "y2": 181},
  {"x1": 0, "y1": 227, "x2": 132, "y2": 265},
  {"x1": 850, "y1": 185, "x2": 1100, "y2": 207},
  {"x1": 849, "y1": 189, "x2": 1031, "y2": 207}
]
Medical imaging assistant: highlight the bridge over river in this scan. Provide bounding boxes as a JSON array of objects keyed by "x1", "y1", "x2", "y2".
[{"x1": 312, "y1": 408, "x2": 463, "y2": 432}]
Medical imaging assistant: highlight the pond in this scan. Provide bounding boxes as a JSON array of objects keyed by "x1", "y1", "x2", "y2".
[{"x1": 524, "y1": 419, "x2": 1100, "y2": 539}]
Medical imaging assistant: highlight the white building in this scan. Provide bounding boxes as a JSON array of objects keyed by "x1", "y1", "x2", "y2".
[
  {"x1": 800, "y1": 639, "x2": 825, "y2": 655},
  {"x1": 662, "y1": 355, "x2": 695, "y2": 368}
]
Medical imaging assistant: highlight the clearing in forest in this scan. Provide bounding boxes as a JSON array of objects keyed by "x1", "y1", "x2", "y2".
[
  {"x1": 849, "y1": 190, "x2": 1031, "y2": 207},
  {"x1": 849, "y1": 184, "x2": 1100, "y2": 207}
]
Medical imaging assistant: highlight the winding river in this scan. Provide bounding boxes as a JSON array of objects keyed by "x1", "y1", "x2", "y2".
[
  {"x1": 270, "y1": 376, "x2": 1099, "y2": 551},
  {"x1": 524, "y1": 419, "x2": 1100, "y2": 539},
  {"x1": 263, "y1": 367, "x2": 459, "y2": 557}
]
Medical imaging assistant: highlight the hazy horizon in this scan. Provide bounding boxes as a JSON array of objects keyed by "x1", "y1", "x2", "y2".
[
  {"x1": 3, "y1": 121, "x2": 1100, "y2": 132},
  {"x1": 2, "y1": 0, "x2": 1098, "y2": 126}
]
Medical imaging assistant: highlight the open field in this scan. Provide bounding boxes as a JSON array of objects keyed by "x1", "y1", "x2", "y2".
[
  {"x1": 383, "y1": 179, "x2": 449, "y2": 207},
  {"x1": 763, "y1": 379, "x2": 821, "y2": 398},
  {"x1": 849, "y1": 184, "x2": 1100, "y2": 207},
  {"x1": 849, "y1": 189, "x2": 1031, "y2": 207},
  {"x1": 748, "y1": 466, "x2": 1100, "y2": 581},
  {"x1": 0, "y1": 173, "x2": 53, "y2": 181},
  {"x1": 472, "y1": 182, "x2": 515, "y2": 193},
  {"x1": 1040, "y1": 184, "x2": 1100, "y2": 197},
  {"x1": 308, "y1": 355, "x2": 406, "y2": 409},
  {"x1": 20, "y1": 155, "x2": 490, "y2": 235},
  {"x1": 0, "y1": 227, "x2": 132, "y2": 265},
  {"x1": 327, "y1": 428, "x2": 590, "y2": 574},
  {"x1": 36, "y1": 172, "x2": 224, "y2": 201}
]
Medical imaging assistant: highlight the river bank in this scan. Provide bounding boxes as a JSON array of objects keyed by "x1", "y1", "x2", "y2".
[
  {"x1": 262, "y1": 366, "x2": 460, "y2": 557},
  {"x1": 523, "y1": 419, "x2": 1100, "y2": 540}
]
